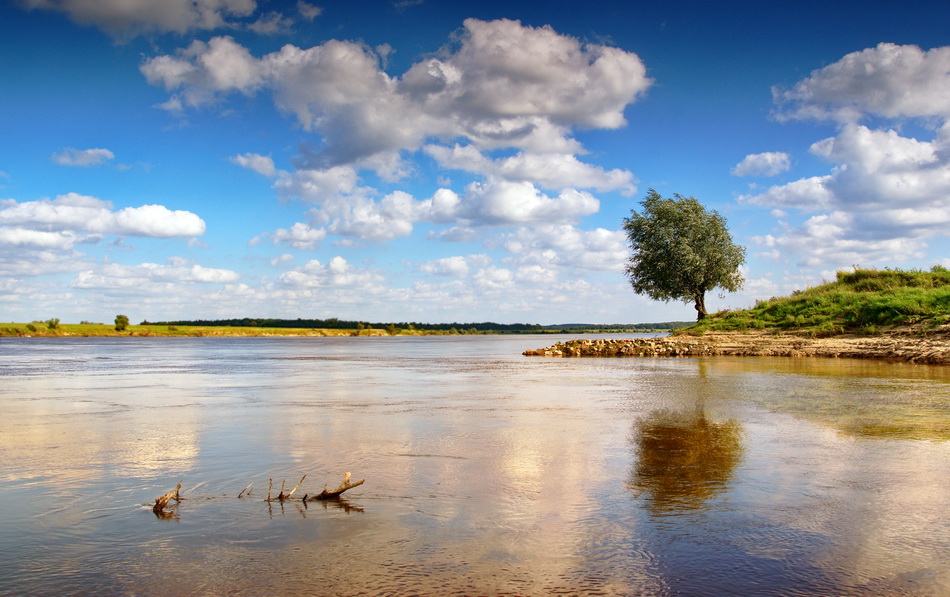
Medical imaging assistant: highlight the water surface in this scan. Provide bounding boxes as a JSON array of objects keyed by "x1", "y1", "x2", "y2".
[{"x1": 1, "y1": 336, "x2": 948, "y2": 595}]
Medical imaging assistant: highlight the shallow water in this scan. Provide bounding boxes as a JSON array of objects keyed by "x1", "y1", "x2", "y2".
[{"x1": 1, "y1": 335, "x2": 949, "y2": 596}]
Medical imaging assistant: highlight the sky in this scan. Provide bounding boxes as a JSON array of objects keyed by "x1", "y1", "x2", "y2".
[{"x1": 2, "y1": 0, "x2": 949, "y2": 325}]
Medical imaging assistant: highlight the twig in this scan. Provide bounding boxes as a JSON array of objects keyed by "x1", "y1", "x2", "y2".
[
  {"x1": 237, "y1": 483, "x2": 253, "y2": 498},
  {"x1": 287, "y1": 474, "x2": 306, "y2": 498}
]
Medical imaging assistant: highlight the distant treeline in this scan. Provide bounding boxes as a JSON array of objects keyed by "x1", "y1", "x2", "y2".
[
  {"x1": 549, "y1": 322, "x2": 693, "y2": 332},
  {"x1": 143, "y1": 318, "x2": 691, "y2": 333}
]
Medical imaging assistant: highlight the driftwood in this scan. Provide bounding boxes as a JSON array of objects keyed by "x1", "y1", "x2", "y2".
[
  {"x1": 152, "y1": 481, "x2": 182, "y2": 515},
  {"x1": 267, "y1": 472, "x2": 365, "y2": 502},
  {"x1": 312, "y1": 472, "x2": 365, "y2": 501},
  {"x1": 150, "y1": 473, "x2": 364, "y2": 517}
]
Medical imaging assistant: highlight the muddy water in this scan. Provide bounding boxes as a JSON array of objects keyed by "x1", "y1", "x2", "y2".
[{"x1": 1, "y1": 335, "x2": 948, "y2": 596}]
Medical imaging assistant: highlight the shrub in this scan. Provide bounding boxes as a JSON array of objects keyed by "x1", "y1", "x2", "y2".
[
  {"x1": 115, "y1": 314, "x2": 130, "y2": 331},
  {"x1": 46, "y1": 318, "x2": 60, "y2": 330}
]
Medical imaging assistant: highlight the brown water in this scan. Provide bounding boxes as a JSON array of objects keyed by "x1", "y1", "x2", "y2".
[{"x1": 1, "y1": 335, "x2": 948, "y2": 596}]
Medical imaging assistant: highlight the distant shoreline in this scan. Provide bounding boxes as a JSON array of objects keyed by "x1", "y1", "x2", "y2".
[
  {"x1": 0, "y1": 323, "x2": 673, "y2": 339},
  {"x1": 524, "y1": 326, "x2": 950, "y2": 365}
]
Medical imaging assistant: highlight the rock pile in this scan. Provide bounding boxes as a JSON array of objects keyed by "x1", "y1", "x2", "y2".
[
  {"x1": 522, "y1": 338, "x2": 715, "y2": 358},
  {"x1": 523, "y1": 329, "x2": 950, "y2": 364}
]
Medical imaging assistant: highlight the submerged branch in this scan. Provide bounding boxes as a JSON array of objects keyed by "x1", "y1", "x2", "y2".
[
  {"x1": 152, "y1": 481, "x2": 182, "y2": 515},
  {"x1": 149, "y1": 473, "x2": 365, "y2": 517},
  {"x1": 312, "y1": 472, "x2": 365, "y2": 501}
]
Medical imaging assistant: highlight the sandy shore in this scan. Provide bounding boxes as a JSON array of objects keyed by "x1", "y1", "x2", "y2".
[{"x1": 524, "y1": 325, "x2": 950, "y2": 365}]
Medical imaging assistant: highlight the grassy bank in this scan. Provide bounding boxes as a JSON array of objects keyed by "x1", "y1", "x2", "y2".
[{"x1": 680, "y1": 267, "x2": 950, "y2": 337}]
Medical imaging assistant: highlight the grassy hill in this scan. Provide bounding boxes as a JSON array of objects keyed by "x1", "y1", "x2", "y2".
[{"x1": 679, "y1": 266, "x2": 950, "y2": 337}]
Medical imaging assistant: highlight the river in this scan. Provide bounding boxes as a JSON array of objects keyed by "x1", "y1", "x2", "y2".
[{"x1": 1, "y1": 335, "x2": 948, "y2": 596}]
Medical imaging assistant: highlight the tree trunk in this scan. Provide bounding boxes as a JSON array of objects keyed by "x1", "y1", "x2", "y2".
[{"x1": 694, "y1": 292, "x2": 707, "y2": 320}]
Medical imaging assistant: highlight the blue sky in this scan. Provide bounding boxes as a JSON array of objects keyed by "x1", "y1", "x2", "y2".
[{"x1": 2, "y1": 0, "x2": 949, "y2": 325}]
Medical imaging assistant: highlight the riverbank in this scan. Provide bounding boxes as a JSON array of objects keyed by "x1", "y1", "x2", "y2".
[{"x1": 523, "y1": 325, "x2": 950, "y2": 364}]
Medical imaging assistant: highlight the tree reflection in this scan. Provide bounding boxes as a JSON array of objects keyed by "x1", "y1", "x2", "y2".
[{"x1": 629, "y1": 409, "x2": 743, "y2": 514}]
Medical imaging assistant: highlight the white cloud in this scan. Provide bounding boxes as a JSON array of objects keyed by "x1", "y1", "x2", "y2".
[
  {"x1": 231, "y1": 152, "x2": 276, "y2": 176},
  {"x1": 753, "y1": 212, "x2": 928, "y2": 267},
  {"x1": 257, "y1": 222, "x2": 326, "y2": 249},
  {"x1": 0, "y1": 193, "x2": 206, "y2": 238},
  {"x1": 417, "y1": 256, "x2": 471, "y2": 277},
  {"x1": 277, "y1": 256, "x2": 384, "y2": 289},
  {"x1": 473, "y1": 265, "x2": 514, "y2": 291},
  {"x1": 21, "y1": 0, "x2": 256, "y2": 36},
  {"x1": 297, "y1": 2, "x2": 321, "y2": 21},
  {"x1": 311, "y1": 190, "x2": 448, "y2": 243},
  {"x1": 72, "y1": 260, "x2": 240, "y2": 289},
  {"x1": 494, "y1": 224, "x2": 628, "y2": 273},
  {"x1": 435, "y1": 18, "x2": 651, "y2": 129},
  {"x1": 773, "y1": 43, "x2": 950, "y2": 123},
  {"x1": 740, "y1": 175, "x2": 835, "y2": 211},
  {"x1": 51, "y1": 147, "x2": 115, "y2": 167},
  {"x1": 143, "y1": 18, "x2": 651, "y2": 168},
  {"x1": 142, "y1": 36, "x2": 265, "y2": 108},
  {"x1": 731, "y1": 152, "x2": 791, "y2": 177},
  {"x1": 145, "y1": 18, "x2": 652, "y2": 248},
  {"x1": 0, "y1": 227, "x2": 84, "y2": 250},
  {"x1": 749, "y1": 43, "x2": 950, "y2": 270},
  {"x1": 425, "y1": 144, "x2": 636, "y2": 194},
  {"x1": 459, "y1": 179, "x2": 599, "y2": 226}
]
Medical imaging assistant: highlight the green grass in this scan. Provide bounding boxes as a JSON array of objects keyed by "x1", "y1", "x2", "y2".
[{"x1": 680, "y1": 266, "x2": 950, "y2": 337}]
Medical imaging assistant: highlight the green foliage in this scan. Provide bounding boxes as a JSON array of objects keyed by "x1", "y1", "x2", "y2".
[
  {"x1": 683, "y1": 267, "x2": 950, "y2": 336},
  {"x1": 26, "y1": 324, "x2": 37, "y2": 333},
  {"x1": 46, "y1": 318, "x2": 60, "y2": 330},
  {"x1": 114, "y1": 314, "x2": 130, "y2": 331},
  {"x1": 623, "y1": 189, "x2": 746, "y2": 320}
]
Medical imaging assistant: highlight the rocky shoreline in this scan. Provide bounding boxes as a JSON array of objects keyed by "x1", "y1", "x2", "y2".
[{"x1": 523, "y1": 327, "x2": 950, "y2": 365}]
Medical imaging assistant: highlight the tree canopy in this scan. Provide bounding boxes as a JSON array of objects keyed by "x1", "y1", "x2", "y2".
[{"x1": 623, "y1": 189, "x2": 745, "y2": 320}]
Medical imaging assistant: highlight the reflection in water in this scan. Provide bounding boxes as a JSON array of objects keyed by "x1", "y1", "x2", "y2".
[
  {"x1": 708, "y1": 357, "x2": 950, "y2": 440},
  {"x1": 1, "y1": 338, "x2": 950, "y2": 595},
  {"x1": 630, "y1": 409, "x2": 743, "y2": 513}
]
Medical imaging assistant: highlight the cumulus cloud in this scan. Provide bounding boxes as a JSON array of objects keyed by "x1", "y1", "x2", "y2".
[
  {"x1": 143, "y1": 18, "x2": 651, "y2": 168},
  {"x1": 425, "y1": 144, "x2": 636, "y2": 194},
  {"x1": 258, "y1": 161, "x2": 600, "y2": 244},
  {"x1": 417, "y1": 255, "x2": 472, "y2": 277},
  {"x1": 142, "y1": 36, "x2": 265, "y2": 108},
  {"x1": 0, "y1": 193, "x2": 206, "y2": 238},
  {"x1": 731, "y1": 152, "x2": 791, "y2": 177},
  {"x1": 459, "y1": 179, "x2": 599, "y2": 226},
  {"x1": 277, "y1": 256, "x2": 384, "y2": 289},
  {"x1": 152, "y1": 19, "x2": 650, "y2": 245},
  {"x1": 773, "y1": 43, "x2": 950, "y2": 123},
  {"x1": 753, "y1": 212, "x2": 928, "y2": 267},
  {"x1": 0, "y1": 227, "x2": 85, "y2": 250},
  {"x1": 255, "y1": 222, "x2": 326, "y2": 249},
  {"x1": 493, "y1": 224, "x2": 628, "y2": 273},
  {"x1": 20, "y1": 0, "x2": 257, "y2": 37},
  {"x1": 748, "y1": 43, "x2": 950, "y2": 269}
]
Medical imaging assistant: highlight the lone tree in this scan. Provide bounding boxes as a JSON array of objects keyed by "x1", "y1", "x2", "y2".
[
  {"x1": 115, "y1": 314, "x2": 130, "y2": 331},
  {"x1": 623, "y1": 189, "x2": 745, "y2": 320}
]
